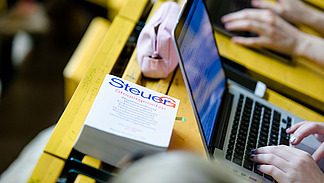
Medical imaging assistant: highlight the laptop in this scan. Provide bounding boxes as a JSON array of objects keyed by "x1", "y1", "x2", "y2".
[
  {"x1": 204, "y1": 0, "x2": 293, "y2": 64},
  {"x1": 172, "y1": 0, "x2": 320, "y2": 182}
]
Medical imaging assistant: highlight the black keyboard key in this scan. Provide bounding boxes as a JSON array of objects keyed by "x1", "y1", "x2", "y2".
[
  {"x1": 269, "y1": 142, "x2": 277, "y2": 146},
  {"x1": 271, "y1": 128, "x2": 279, "y2": 136},
  {"x1": 287, "y1": 117, "x2": 292, "y2": 129},
  {"x1": 228, "y1": 143, "x2": 234, "y2": 151},
  {"x1": 264, "y1": 113, "x2": 271, "y2": 120},
  {"x1": 261, "y1": 126, "x2": 269, "y2": 133},
  {"x1": 240, "y1": 125, "x2": 249, "y2": 131},
  {"x1": 264, "y1": 107, "x2": 271, "y2": 114},
  {"x1": 238, "y1": 133, "x2": 247, "y2": 139},
  {"x1": 226, "y1": 153, "x2": 232, "y2": 161},
  {"x1": 235, "y1": 143, "x2": 245, "y2": 151},
  {"x1": 280, "y1": 139, "x2": 289, "y2": 146},
  {"x1": 233, "y1": 157, "x2": 242, "y2": 166},
  {"x1": 260, "y1": 130, "x2": 268, "y2": 137},
  {"x1": 281, "y1": 128, "x2": 287, "y2": 137},
  {"x1": 258, "y1": 141, "x2": 267, "y2": 147},
  {"x1": 229, "y1": 137, "x2": 235, "y2": 144},
  {"x1": 230, "y1": 133, "x2": 236, "y2": 141},
  {"x1": 259, "y1": 136, "x2": 268, "y2": 144},
  {"x1": 254, "y1": 164, "x2": 263, "y2": 176},
  {"x1": 237, "y1": 138, "x2": 246, "y2": 145},
  {"x1": 269, "y1": 138, "x2": 278, "y2": 146},
  {"x1": 270, "y1": 133, "x2": 278, "y2": 140},
  {"x1": 239, "y1": 130, "x2": 248, "y2": 137},
  {"x1": 272, "y1": 124, "x2": 279, "y2": 131},
  {"x1": 247, "y1": 146, "x2": 256, "y2": 152},
  {"x1": 264, "y1": 174, "x2": 274, "y2": 181},
  {"x1": 282, "y1": 119, "x2": 287, "y2": 123},
  {"x1": 247, "y1": 140, "x2": 256, "y2": 147},
  {"x1": 255, "y1": 102, "x2": 262, "y2": 109},
  {"x1": 273, "y1": 119, "x2": 280, "y2": 126},
  {"x1": 234, "y1": 115, "x2": 240, "y2": 121},
  {"x1": 249, "y1": 133, "x2": 258, "y2": 140},
  {"x1": 246, "y1": 97, "x2": 253, "y2": 105},
  {"x1": 231, "y1": 128, "x2": 237, "y2": 135},
  {"x1": 242, "y1": 116, "x2": 250, "y2": 123},
  {"x1": 243, "y1": 159, "x2": 254, "y2": 171},
  {"x1": 252, "y1": 118, "x2": 260, "y2": 125},
  {"x1": 273, "y1": 111, "x2": 281, "y2": 121}
]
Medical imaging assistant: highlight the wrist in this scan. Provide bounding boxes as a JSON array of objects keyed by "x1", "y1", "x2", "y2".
[
  {"x1": 294, "y1": 31, "x2": 311, "y2": 58},
  {"x1": 294, "y1": 33, "x2": 324, "y2": 67}
]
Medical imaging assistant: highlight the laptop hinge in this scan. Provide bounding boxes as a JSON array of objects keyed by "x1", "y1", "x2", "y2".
[{"x1": 210, "y1": 90, "x2": 233, "y2": 154}]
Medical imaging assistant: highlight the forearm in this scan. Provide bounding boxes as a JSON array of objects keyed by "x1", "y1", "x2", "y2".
[
  {"x1": 295, "y1": 32, "x2": 324, "y2": 67},
  {"x1": 301, "y1": 6, "x2": 324, "y2": 34}
]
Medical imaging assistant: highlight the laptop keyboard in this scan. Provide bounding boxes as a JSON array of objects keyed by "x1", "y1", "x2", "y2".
[{"x1": 226, "y1": 94, "x2": 292, "y2": 182}]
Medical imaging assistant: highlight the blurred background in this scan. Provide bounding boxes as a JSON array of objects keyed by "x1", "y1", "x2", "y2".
[{"x1": 0, "y1": 0, "x2": 108, "y2": 174}]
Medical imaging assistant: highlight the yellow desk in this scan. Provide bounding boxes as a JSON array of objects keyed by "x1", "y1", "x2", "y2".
[
  {"x1": 64, "y1": 17, "x2": 110, "y2": 104},
  {"x1": 29, "y1": 0, "x2": 150, "y2": 182},
  {"x1": 29, "y1": 153, "x2": 65, "y2": 183},
  {"x1": 304, "y1": 0, "x2": 324, "y2": 10},
  {"x1": 45, "y1": 0, "x2": 149, "y2": 161},
  {"x1": 30, "y1": 0, "x2": 324, "y2": 182}
]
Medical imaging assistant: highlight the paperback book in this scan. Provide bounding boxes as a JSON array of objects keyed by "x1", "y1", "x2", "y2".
[{"x1": 74, "y1": 74, "x2": 180, "y2": 167}]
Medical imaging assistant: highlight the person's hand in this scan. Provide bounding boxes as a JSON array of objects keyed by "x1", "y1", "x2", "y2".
[
  {"x1": 250, "y1": 146, "x2": 324, "y2": 183},
  {"x1": 251, "y1": 0, "x2": 310, "y2": 25},
  {"x1": 252, "y1": 0, "x2": 324, "y2": 35},
  {"x1": 221, "y1": 9, "x2": 307, "y2": 56},
  {"x1": 287, "y1": 121, "x2": 324, "y2": 162}
]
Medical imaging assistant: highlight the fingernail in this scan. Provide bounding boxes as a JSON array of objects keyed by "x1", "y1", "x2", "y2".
[
  {"x1": 250, "y1": 149, "x2": 256, "y2": 154},
  {"x1": 290, "y1": 135, "x2": 297, "y2": 143},
  {"x1": 221, "y1": 15, "x2": 228, "y2": 22},
  {"x1": 232, "y1": 37, "x2": 242, "y2": 43},
  {"x1": 252, "y1": 0, "x2": 260, "y2": 5},
  {"x1": 224, "y1": 23, "x2": 232, "y2": 30},
  {"x1": 257, "y1": 164, "x2": 261, "y2": 169},
  {"x1": 250, "y1": 154, "x2": 256, "y2": 159},
  {"x1": 286, "y1": 127, "x2": 291, "y2": 132}
]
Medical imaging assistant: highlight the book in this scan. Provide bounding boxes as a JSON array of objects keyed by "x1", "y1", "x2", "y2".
[{"x1": 74, "y1": 74, "x2": 180, "y2": 167}]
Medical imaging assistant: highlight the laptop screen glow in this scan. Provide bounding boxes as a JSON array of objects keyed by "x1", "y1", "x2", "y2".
[{"x1": 176, "y1": 0, "x2": 226, "y2": 146}]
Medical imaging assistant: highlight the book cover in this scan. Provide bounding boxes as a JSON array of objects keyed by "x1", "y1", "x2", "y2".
[{"x1": 74, "y1": 74, "x2": 180, "y2": 167}]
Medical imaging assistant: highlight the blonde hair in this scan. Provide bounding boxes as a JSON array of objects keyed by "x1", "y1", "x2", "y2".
[{"x1": 110, "y1": 151, "x2": 244, "y2": 183}]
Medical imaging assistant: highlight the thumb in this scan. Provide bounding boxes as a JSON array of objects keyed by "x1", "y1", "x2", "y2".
[{"x1": 312, "y1": 143, "x2": 324, "y2": 162}]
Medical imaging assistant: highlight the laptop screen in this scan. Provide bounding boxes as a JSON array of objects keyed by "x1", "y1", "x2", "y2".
[{"x1": 175, "y1": 0, "x2": 226, "y2": 146}]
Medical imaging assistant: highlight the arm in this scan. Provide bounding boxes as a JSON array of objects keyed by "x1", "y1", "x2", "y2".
[
  {"x1": 294, "y1": 33, "x2": 324, "y2": 68},
  {"x1": 252, "y1": 0, "x2": 324, "y2": 34},
  {"x1": 222, "y1": 9, "x2": 324, "y2": 68},
  {"x1": 250, "y1": 146, "x2": 324, "y2": 183}
]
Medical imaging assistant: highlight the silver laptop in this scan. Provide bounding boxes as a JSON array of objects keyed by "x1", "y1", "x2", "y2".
[{"x1": 172, "y1": 0, "x2": 320, "y2": 182}]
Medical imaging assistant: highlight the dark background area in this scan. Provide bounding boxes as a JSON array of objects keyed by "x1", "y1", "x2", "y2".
[{"x1": 0, "y1": 0, "x2": 106, "y2": 174}]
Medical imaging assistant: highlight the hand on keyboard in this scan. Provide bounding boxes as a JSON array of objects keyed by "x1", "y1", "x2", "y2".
[
  {"x1": 287, "y1": 121, "x2": 324, "y2": 162},
  {"x1": 250, "y1": 145, "x2": 324, "y2": 183}
]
